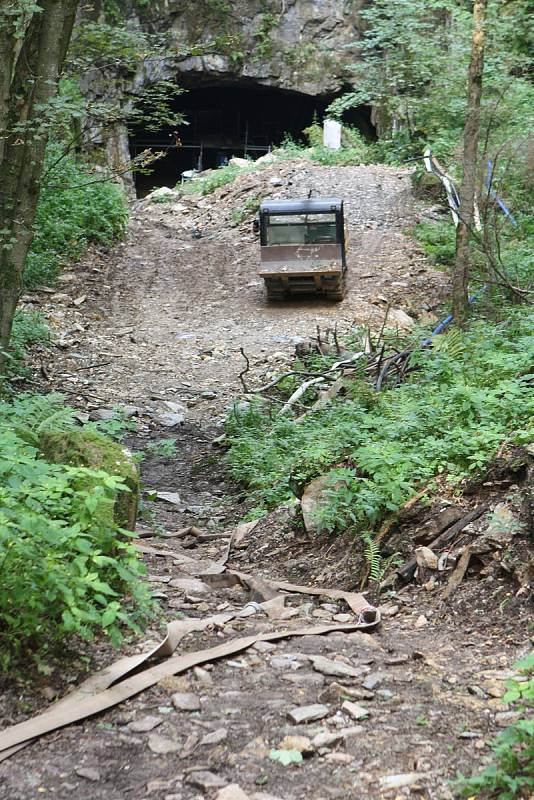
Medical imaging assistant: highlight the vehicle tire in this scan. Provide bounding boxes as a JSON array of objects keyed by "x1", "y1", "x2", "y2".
[
  {"x1": 325, "y1": 274, "x2": 346, "y2": 302},
  {"x1": 264, "y1": 278, "x2": 286, "y2": 301}
]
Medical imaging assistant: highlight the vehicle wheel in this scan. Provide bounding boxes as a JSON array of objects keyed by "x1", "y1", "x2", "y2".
[
  {"x1": 264, "y1": 278, "x2": 286, "y2": 301},
  {"x1": 325, "y1": 274, "x2": 346, "y2": 302}
]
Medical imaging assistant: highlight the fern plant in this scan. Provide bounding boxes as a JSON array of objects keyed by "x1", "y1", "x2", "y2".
[
  {"x1": 362, "y1": 532, "x2": 383, "y2": 583},
  {"x1": 0, "y1": 392, "x2": 76, "y2": 446},
  {"x1": 431, "y1": 328, "x2": 465, "y2": 358}
]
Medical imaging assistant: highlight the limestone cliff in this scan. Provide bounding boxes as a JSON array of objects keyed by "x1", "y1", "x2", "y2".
[
  {"x1": 104, "y1": 0, "x2": 367, "y2": 96},
  {"x1": 166, "y1": 0, "x2": 366, "y2": 95}
]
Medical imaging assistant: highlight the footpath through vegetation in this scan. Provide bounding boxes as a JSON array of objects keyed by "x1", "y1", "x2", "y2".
[
  {"x1": 0, "y1": 150, "x2": 532, "y2": 800},
  {"x1": 1, "y1": 1, "x2": 533, "y2": 797}
]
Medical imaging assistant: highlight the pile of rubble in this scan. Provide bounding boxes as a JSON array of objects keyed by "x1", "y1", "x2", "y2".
[
  {"x1": 141, "y1": 156, "x2": 308, "y2": 235},
  {"x1": 141, "y1": 152, "x2": 424, "y2": 239}
]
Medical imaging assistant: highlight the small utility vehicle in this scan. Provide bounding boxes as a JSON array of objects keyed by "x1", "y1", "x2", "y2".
[{"x1": 257, "y1": 197, "x2": 347, "y2": 301}]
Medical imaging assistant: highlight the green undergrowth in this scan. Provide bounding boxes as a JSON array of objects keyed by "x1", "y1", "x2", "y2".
[
  {"x1": 455, "y1": 652, "x2": 534, "y2": 799},
  {"x1": 225, "y1": 310, "x2": 534, "y2": 536},
  {"x1": 0, "y1": 394, "x2": 152, "y2": 670},
  {"x1": 230, "y1": 196, "x2": 262, "y2": 226},
  {"x1": 1, "y1": 311, "x2": 51, "y2": 384},
  {"x1": 414, "y1": 219, "x2": 457, "y2": 269},
  {"x1": 415, "y1": 208, "x2": 534, "y2": 299},
  {"x1": 178, "y1": 162, "x2": 259, "y2": 197},
  {"x1": 283, "y1": 122, "x2": 371, "y2": 166},
  {"x1": 25, "y1": 140, "x2": 128, "y2": 288}
]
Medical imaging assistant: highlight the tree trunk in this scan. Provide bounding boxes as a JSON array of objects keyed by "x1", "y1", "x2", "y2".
[
  {"x1": 452, "y1": 0, "x2": 488, "y2": 326},
  {"x1": 105, "y1": 122, "x2": 136, "y2": 201},
  {"x1": 0, "y1": 1, "x2": 79, "y2": 372}
]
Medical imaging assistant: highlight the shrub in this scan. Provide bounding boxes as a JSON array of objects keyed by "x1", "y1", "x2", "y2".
[
  {"x1": 225, "y1": 309, "x2": 534, "y2": 533},
  {"x1": 179, "y1": 163, "x2": 255, "y2": 197},
  {"x1": 145, "y1": 438, "x2": 177, "y2": 457},
  {"x1": 311, "y1": 145, "x2": 368, "y2": 166},
  {"x1": 25, "y1": 140, "x2": 128, "y2": 288},
  {"x1": 0, "y1": 394, "x2": 152, "y2": 668},
  {"x1": 230, "y1": 196, "x2": 261, "y2": 225},
  {"x1": 277, "y1": 126, "x2": 370, "y2": 166}
]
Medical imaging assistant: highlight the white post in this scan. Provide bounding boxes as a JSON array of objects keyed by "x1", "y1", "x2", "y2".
[{"x1": 323, "y1": 119, "x2": 342, "y2": 150}]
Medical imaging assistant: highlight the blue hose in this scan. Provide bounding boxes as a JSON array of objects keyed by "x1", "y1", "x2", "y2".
[
  {"x1": 487, "y1": 161, "x2": 518, "y2": 227},
  {"x1": 421, "y1": 288, "x2": 486, "y2": 347}
]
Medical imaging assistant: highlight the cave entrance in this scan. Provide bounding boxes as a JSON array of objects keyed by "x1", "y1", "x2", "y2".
[{"x1": 130, "y1": 84, "x2": 374, "y2": 197}]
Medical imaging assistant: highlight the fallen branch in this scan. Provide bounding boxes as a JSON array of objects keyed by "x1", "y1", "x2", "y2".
[
  {"x1": 248, "y1": 352, "x2": 365, "y2": 398},
  {"x1": 375, "y1": 349, "x2": 412, "y2": 391},
  {"x1": 295, "y1": 377, "x2": 345, "y2": 423},
  {"x1": 177, "y1": 526, "x2": 230, "y2": 544},
  {"x1": 443, "y1": 546, "x2": 471, "y2": 601},
  {"x1": 246, "y1": 369, "x2": 322, "y2": 394},
  {"x1": 238, "y1": 347, "x2": 251, "y2": 392},
  {"x1": 397, "y1": 505, "x2": 488, "y2": 582},
  {"x1": 155, "y1": 525, "x2": 195, "y2": 539},
  {"x1": 278, "y1": 376, "x2": 326, "y2": 415},
  {"x1": 278, "y1": 352, "x2": 365, "y2": 416}
]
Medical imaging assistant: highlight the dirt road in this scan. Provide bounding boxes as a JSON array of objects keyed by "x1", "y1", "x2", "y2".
[
  {"x1": 51, "y1": 161, "x2": 448, "y2": 422},
  {"x1": 0, "y1": 161, "x2": 527, "y2": 800}
]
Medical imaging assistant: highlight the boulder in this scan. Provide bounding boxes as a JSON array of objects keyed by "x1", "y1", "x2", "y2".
[
  {"x1": 147, "y1": 186, "x2": 180, "y2": 201},
  {"x1": 301, "y1": 475, "x2": 337, "y2": 534},
  {"x1": 229, "y1": 156, "x2": 250, "y2": 168},
  {"x1": 387, "y1": 308, "x2": 416, "y2": 331},
  {"x1": 256, "y1": 153, "x2": 277, "y2": 165},
  {"x1": 39, "y1": 429, "x2": 139, "y2": 530}
]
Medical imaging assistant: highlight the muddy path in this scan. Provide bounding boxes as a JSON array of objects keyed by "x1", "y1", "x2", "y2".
[{"x1": 1, "y1": 162, "x2": 530, "y2": 800}]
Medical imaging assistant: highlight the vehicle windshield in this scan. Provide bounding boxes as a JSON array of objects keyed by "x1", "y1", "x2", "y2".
[{"x1": 265, "y1": 213, "x2": 338, "y2": 246}]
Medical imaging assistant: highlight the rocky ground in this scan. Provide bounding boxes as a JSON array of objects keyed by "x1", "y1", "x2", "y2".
[
  {"x1": 22, "y1": 159, "x2": 448, "y2": 425},
  {"x1": 0, "y1": 159, "x2": 531, "y2": 800}
]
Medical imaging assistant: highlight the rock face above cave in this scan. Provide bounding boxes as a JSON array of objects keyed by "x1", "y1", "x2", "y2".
[{"x1": 149, "y1": 0, "x2": 366, "y2": 95}]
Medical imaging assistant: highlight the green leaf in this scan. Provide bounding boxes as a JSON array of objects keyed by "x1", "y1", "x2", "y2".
[{"x1": 101, "y1": 603, "x2": 119, "y2": 627}]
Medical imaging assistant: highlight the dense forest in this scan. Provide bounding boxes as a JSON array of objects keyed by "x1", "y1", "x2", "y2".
[{"x1": 0, "y1": 1, "x2": 533, "y2": 797}]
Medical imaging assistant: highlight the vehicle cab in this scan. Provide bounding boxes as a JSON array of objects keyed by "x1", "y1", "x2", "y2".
[{"x1": 257, "y1": 197, "x2": 347, "y2": 300}]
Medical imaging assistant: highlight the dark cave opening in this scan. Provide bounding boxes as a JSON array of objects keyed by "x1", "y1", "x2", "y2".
[{"x1": 130, "y1": 84, "x2": 375, "y2": 197}]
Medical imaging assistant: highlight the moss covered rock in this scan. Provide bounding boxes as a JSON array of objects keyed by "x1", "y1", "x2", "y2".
[
  {"x1": 39, "y1": 429, "x2": 139, "y2": 530},
  {"x1": 411, "y1": 169, "x2": 444, "y2": 200}
]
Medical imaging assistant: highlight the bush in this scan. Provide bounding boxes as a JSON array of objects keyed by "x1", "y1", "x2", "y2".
[
  {"x1": 277, "y1": 126, "x2": 371, "y2": 167},
  {"x1": 25, "y1": 141, "x2": 128, "y2": 288},
  {"x1": 225, "y1": 310, "x2": 534, "y2": 532},
  {"x1": 0, "y1": 394, "x2": 152, "y2": 668},
  {"x1": 311, "y1": 145, "x2": 368, "y2": 166}
]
